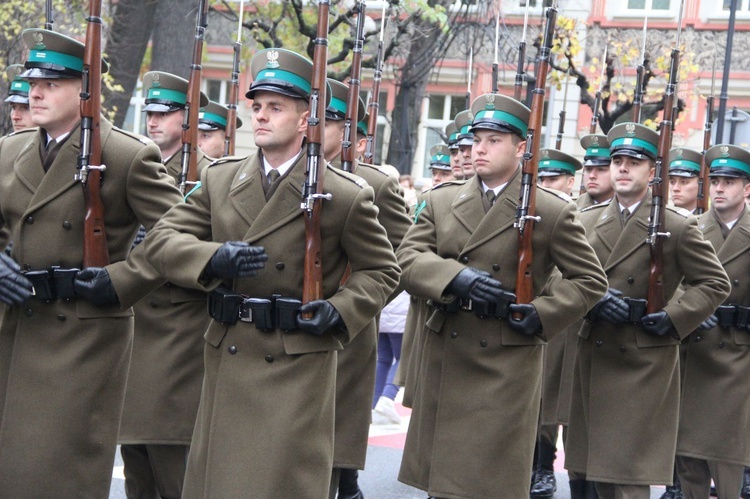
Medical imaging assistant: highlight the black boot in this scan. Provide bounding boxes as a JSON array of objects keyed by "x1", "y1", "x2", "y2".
[
  {"x1": 337, "y1": 468, "x2": 364, "y2": 499},
  {"x1": 582, "y1": 480, "x2": 599, "y2": 499},
  {"x1": 742, "y1": 467, "x2": 750, "y2": 499},
  {"x1": 659, "y1": 469, "x2": 684, "y2": 499},
  {"x1": 569, "y1": 479, "x2": 585, "y2": 499},
  {"x1": 530, "y1": 440, "x2": 557, "y2": 498}
]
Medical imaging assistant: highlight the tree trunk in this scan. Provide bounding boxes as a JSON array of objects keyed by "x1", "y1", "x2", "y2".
[
  {"x1": 102, "y1": 0, "x2": 158, "y2": 127},
  {"x1": 150, "y1": 0, "x2": 201, "y2": 78}
]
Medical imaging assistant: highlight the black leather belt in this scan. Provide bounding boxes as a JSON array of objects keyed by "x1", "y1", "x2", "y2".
[
  {"x1": 434, "y1": 290, "x2": 516, "y2": 320},
  {"x1": 23, "y1": 267, "x2": 80, "y2": 302},
  {"x1": 208, "y1": 287, "x2": 301, "y2": 330},
  {"x1": 716, "y1": 304, "x2": 750, "y2": 329}
]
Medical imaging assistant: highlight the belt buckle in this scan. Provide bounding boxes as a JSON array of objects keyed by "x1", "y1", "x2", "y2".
[
  {"x1": 459, "y1": 298, "x2": 473, "y2": 311},
  {"x1": 238, "y1": 301, "x2": 254, "y2": 323}
]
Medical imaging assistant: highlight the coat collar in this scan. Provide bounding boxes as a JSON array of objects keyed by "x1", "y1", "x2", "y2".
[
  {"x1": 703, "y1": 207, "x2": 750, "y2": 265},
  {"x1": 596, "y1": 192, "x2": 652, "y2": 271}
]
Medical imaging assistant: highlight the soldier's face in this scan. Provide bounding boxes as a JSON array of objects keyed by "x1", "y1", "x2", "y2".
[
  {"x1": 250, "y1": 91, "x2": 308, "y2": 154},
  {"x1": 323, "y1": 120, "x2": 345, "y2": 161},
  {"x1": 539, "y1": 174, "x2": 575, "y2": 196},
  {"x1": 198, "y1": 129, "x2": 225, "y2": 159},
  {"x1": 669, "y1": 176, "x2": 699, "y2": 211},
  {"x1": 27, "y1": 78, "x2": 80, "y2": 137},
  {"x1": 450, "y1": 148, "x2": 462, "y2": 177},
  {"x1": 583, "y1": 165, "x2": 613, "y2": 201},
  {"x1": 147, "y1": 110, "x2": 184, "y2": 157},
  {"x1": 10, "y1": 103, "x2": 33, "y2": 132},
  {"x1": 610, "y1": 155, "x2": 654, "y2": 199},
  {"x1": 458, "y1": 144, "x2": 475, "y2": 178},
  {"x1": 472, "y1": 130, "x2": 525, "y2": 188},
  {"x1": 710, "y1": 177, "x2": 750, "y2": 216},
  {"x1": 431, "y1": 168, "x2": 455, "y2": 186}
]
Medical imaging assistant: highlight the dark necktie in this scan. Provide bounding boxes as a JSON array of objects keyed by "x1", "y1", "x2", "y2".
[
  {"x1": 621, "y1": 208, "x2": 631, "y2": 227},
  {"x1": 264, "y1": 168, "x2": 281, "y2": 200},
  {"x1": 42, "y1": 138, "x2": 57, "y2": 171},
  {"x1": 267, "y1": 169, "x2": 280, "y2": 184},
  {"x1": 483, "y1": 189, "x2": 496, "y2": 213}
]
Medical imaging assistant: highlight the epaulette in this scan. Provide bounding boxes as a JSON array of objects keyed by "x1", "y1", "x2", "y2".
[
  {"x1": 208, "y1": 155, "x2": 245, "y2": 168},
  {"x1": 328, "y1": 165, "x2": 369, "y2": 188},
  {"x1": 425, "y1": 179, "x2": 465, "y2": 192},
  {"x1": 112, "y1": 126, "x2": 155, "y2": 146},
  {"x1": 537, "y1": 185, "x2": 572, "y2": 203},
  {"x1": 5, "y1": 128, "x2": 36, "y2": 138},
  {"x1": 580, "y1": 203, "x2": 607, "y2": 213},
  {"x1": 667, "y1": 205, "x2": 691, "y2": 218},
  {"x1": 357, "y1": 162, "x2": 390, "y2": 178}
]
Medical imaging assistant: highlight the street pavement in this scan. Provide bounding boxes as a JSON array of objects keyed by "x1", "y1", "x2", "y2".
[{"x1": 109, "y1": 396, "x2": 670, "y2": 498}]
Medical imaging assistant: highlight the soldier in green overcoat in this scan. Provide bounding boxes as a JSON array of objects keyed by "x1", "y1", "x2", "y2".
[{"x1": 0, "y1": 29, "x2": 184, "y2": 497}]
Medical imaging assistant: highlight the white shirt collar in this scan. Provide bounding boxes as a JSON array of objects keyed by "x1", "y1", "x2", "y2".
[
  {"x1": 263, "y1": 149, "x2": 303, "y2": 178},
  {"x1": 618, "y1": 199, "x2": 642, "y2": 214},
  {"x1": 46, "y1": 131, "x2": 70, "y2": 145},
  {"x1": 482, "y1": 180, "x2": 508, "y2": 197}
]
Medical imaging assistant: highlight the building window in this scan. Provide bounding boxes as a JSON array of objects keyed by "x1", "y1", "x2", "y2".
[
  {"x1": 627, "y1": 0, "x2": 670, "y2": 9},
  {"x1": 519, "y1": 0, "x2": 553, "y2": 7},
  {"x1": 204, "y1": 79, "x2": 229, "y2": 105},
  {"x1": 723, "y1": 0, "x2": 750, "y2": 9},
  {"x1": 417, "y1": 94, "x2": 467, "y2": 179}
]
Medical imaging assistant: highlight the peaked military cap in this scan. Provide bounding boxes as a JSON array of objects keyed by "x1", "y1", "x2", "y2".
[
  {"x1": 454, "y1": 110, "x2": 474, "y2": 147},
  {"x1": 706, "y1": 144, "x2": 750, "y2": 179},
  {"x1": 538, "y1": 148, "x2": 582, "y2": 177},
  {"x1": 469, "y1": 93, "x2": 530, "y2": 140},
  {"x1": 445, "y1": 122, "x2": 459, "y2": 150},
  {"x1": 247, "y1": 48, "x2": 331, "y2": 106},
  {"x1": 21, "y1": 28, "x2": 108, "y2": 79},
  {"x1": 580, "y1": 134, "x2": 611, "y2": 167},
  {"x1": 326, "y1": 79, "x2": 366, "y2": 122},
  {"x1": 429, "y1": 144, "x2": 452, "y2": 170},
  {"x1": 357, "y1": 111, "x2": 369, "y2": 136},
  {"x1": 5, "y1": 64, "x2": 29, "y2": 104},
  {"x1": 607, "y1": 122, "x2": 659, "y2": 161},
  {"x1": 199, "y1": 100, "x2": 243, "y2": 131},
  {"x1": 668, "y1": 147, "x2": 702, "y2": 178},
  {"x1": 142, "y1": 71, "x2": 209, "y2": 113}
]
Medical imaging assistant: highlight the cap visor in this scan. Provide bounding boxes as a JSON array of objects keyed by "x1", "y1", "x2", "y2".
[
  {"x1": 668, "y1": 170, "x2": 697, "y2": 178},
  {"x1": 246, "y1": 83, "x2": 307, "y2": 101},
  {"x1": 612, "y1": 149, "x2": 650, "y2": 161},
  {"x1": 143, "y1": 103, "x2": 181, "y2": 113},
  {"x1": 4, "y1": 95, "x2": 29, "y2": 104},
  {"x1": 20, "y1": 67, "x2": 78, "y2": 79},
  {"x1": 198, "y1": 122, "x2": 221, "y2": 131}
]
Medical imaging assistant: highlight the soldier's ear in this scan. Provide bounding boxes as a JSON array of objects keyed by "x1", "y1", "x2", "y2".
[{"x1": 298, "y1": 110, "x2": 309, "y2": 133}]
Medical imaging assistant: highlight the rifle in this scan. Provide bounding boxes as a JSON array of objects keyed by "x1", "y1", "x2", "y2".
[
  {"x1": 341, "y1": 0, "x2": 366, "y2": 172},
  {"x1": 514, "y1": 0, "x2": 531, "y2": 101},
  {"x1": 302, "y1": 0, "x2": 332, "y2": 314},
  {"x1": 466, "y1": 48, "x2": 473, "y2": 110},
  {"x1": 45, "y1": 0, "x2": 54, "y2": 30},
  {"x1": 696, "y1": 54, "x2": 717, "y2": 215},
  {"x1": 77, "y1": 0, "x2": 109, "y2": 267},
  {"x1": 555, "y1": 67, "x2": 570, "y2": 150},
  {"x1": 224, "y1": 0, "x2": 245, "y2": 157},
  {"x1": 589, "y1": 42, "x2": 608, "y2": 134},
  {"x1": 646, "y1": 0, "x2": 685, "y2": 315},
  {"x1": 178, "y1": 0, "x2": 209, "y2": 194},
  {"x1": 514, "y1": 1, "x2": 557, "y2": 316},
  {"x1": 491, "y1": 10, "x2": 500, "y2": 94},
  {"x1": 364, "y1": 3, "x2": 387, "y2": 163},
  {"x1": 632, "y1": 17, "x2": 647, "y2": 123}
]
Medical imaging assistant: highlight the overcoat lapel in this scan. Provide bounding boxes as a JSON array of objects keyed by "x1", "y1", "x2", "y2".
[
  {"x1": 23, "y1": 128, "x2": 82, "y2": 215},
  {"x1": 228, "y1": 153, "x2": 266, "y2": 229},
  {"x1": 459, "y1": 171, "x2": 520, "y2": 255},
  {"x1": 698, "y1": 213, "x2": 724, "y2": 254},
  {"x1": 600, "y1": 195, "x2": 651, "y2": 271},
  {"x1": 716, "y1": 209, "x2": 750, "y2": 266},
  {"x1": 13, "y1": 132, "x2": 45, "y2": 194}
]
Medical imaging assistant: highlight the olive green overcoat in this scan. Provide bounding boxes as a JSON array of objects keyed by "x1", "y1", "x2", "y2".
[
  {"x1": 0, "y1": 120, "x2": 183, "y2": 497},
  {"x1": 396, "y1": 172, "x2": 607, "y2": 498},
  {"x1": 144, "y1": 150, "x2": 400, "y2": 498}
]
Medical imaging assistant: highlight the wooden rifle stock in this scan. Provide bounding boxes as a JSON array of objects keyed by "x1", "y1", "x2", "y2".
[
  {"x1": 302, "y1": 0, "x2": 332, "y2": 315},
  {"x1": 514, "y1": 4, "x2": 557, "y2": 314},
  {"x1": 342, "y1": 0, "x2": 366, "y2": 172},
  {"x1": 179, "y1": 0, "x2": 209, "y2": 193},
  {"x1": 224, "y1": 0, "x2": 244, "y2": 157},
  {"x1": 78, "y1": 0, "x2": 109, "y2": 268},
  {"x1": 365, "y1": 32, "x2": 383, "y2": 162}
]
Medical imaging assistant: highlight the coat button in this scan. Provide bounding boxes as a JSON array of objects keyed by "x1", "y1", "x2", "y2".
[
  {"x1": 480, "y1": 339, "x2": 488, "y2": 347},
  {"x1": 150, "y1": 301, "x2": 158, "y2": 308},
  {"x1": 62, "y1": 221, "x2": 72, "y2": 230},
  {"x1": 25, "y1": 308, "x2": 33, "y2": 317},
  {"x1": 23, "y1": 264, "x2": 31, "y2": 271},
  {"x1": 25, "y1": 216, "x2": 34, "y2": 224},
  {"x1": 450, "y1": 331, "x2": 458, "y2": 338},
  {"x1": 228, "y1": 345, "x2": 237, "y2": 354},
  {"x1": 733, "y1": 279, "x2": 740, "y2": 286},
  {"x1": 627, "y1": 277, "x2": 635, "y2": 284},
  {"x1": 460, "y1": 256, "x2": 469, "y2": 263},
  {"x1": 275, "y1": 262, "x2": 285, "y2": 270},
  {"x1": 718, "y1": 341, "x2": 725, "y2": 348},
  {"x1": 265, "y1": 355, "x2": 274, "y2": 363},
  {"x1": 694, "y1": 335, "x2": 702, "y2": 342},
  {"x1": 57, "y1": 314, "x2": 66, "y2": 321},
  {"x1": 595, "y1": 340, "x2": 603, "y2": 347},
  {"x1": 492, "y1": 264, "x2": 500, "y2": 271},
  {"x1": 619, "y1": 345, "x2": 626, "y2": 353}
]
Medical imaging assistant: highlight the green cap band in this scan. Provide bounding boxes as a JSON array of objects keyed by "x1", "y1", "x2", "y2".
[
  {"x1": 585, "y1": 147, "x2": 610, "y2": 158},
  {"x1": 710, "y1": 158, "x2": 750, "y2": 176},
  {"x1": 669, "y1": 159, "x2": 701, "y2": 172},
  {"x1": 10, "y1": 80, "x2": 29, "y2": 94},
  {"x1": 28, "y1": 49, "x2": 84, "y2": 73},
  {"x1": 459, "y1": 124, "x2": 471, "y2": 137},
  {"x1": 611, "y1": 137, "x2": 658, "y2": 157},
  {"x1": 473, "y1": 109, "x2": 528, "y2": 137},
  {"x1": 539, "y1": 159, "x2": 577, "y2": 175},
  {"x1": 255, "y1": 68, "x2": 311, "y2": 96},
  {"x1": 449, "y1": 131, "x2": 459, "y2": 144},
  {"x1": 199, "y1": 111, "x2": 227, "y2": 128},
  {"x1": 329, "y1": 96, "x2": 346, "y2": 116},
  {"x1": 147, "y1": 87, "x2": 187, "y2": 106},
  {"x1": 431, "y1": 153, "x2": 450, "y2": 166}
]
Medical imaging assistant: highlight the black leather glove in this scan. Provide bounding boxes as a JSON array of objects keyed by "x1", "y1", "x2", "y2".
[
  {"x1": 641, "y1": 310, "x2": 676, "y2": 337},
  {"x1": 447, "y1": 267, "x2": 505, "y2": 306},
  {"x1": 74, "y1": 267, "x2": 119, "y2": 306},
  {"x1": 202, "y1": 242, "x2": 268, "y2": 280},
  {"x1": 697, "y1": 314, "x2": 718, "y2": 331},
  {"x1": 590, "y1": 288, "x2": 629, "y2": 323},
  {"x1": 508, "y1": 303, "x2": 542, "y2": 336},
  {"x1": 296, "y1": 300, "x2": 341, "y2": 336},
  {"x1": 0, "y1": 252, "x2": 34, "y2": 306}
]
